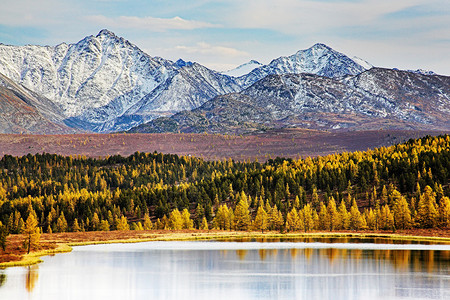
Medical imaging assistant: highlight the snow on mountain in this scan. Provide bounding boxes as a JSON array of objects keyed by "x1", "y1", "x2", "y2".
[
  {"x1": 351, "y1": 56, "x2": 373, "y2": 70},
  {"x1": 0, "y1": 32, "x2": 376, "y2": 133},
  {"x1": 131, "y1": 69, "x2": 450, "y2": 134},
  {"x1": 221, "y1": 60, "x2": 263, "y2": 77},
  {"x1": 237, "y1": 43, "x2": 370, "y2": 87},
  {"x1": 0, "y1": 30, "x2": 176, "y2": 125},
  {"x1": 0, "y1": 30, "x2": 243, "y2": 132}
]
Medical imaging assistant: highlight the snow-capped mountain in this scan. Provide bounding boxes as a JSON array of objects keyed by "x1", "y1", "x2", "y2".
[
  {"x1": 130, "y1": 68, "x2": 450, "y2": 134},
  {"x1": 0, "y1": 29, "x2": 241, "y2": 132},
  {"x1": 0, "y1": 33, "x2": 374, "y2": 133},
  {"x1": 12, "y1": 30, "x2": 449, "y2": 135},
  {"x1": 221, "y1": 60, "x2": 263, "y2": 77},
  {"x1": 236, "y1": 43, "x2": 370, "y2": 87}
]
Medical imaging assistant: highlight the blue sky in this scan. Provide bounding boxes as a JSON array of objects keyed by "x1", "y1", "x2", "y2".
[{"x1": 1, "y1": 0, "x2": 449, "y2": 74}]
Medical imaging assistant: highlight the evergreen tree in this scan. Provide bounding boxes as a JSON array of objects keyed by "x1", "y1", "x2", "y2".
[{"x1": 0, "y1": 223, "x2": 8, "y2": 251}]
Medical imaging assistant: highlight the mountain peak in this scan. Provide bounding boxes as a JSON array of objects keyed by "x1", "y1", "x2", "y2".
[
  {"x1": 310, "y1": 43, "x2": 332, "y2": 51},
  {"x1": 96, "y1": 29, "x2": 117, "y2": 39},
  {"x1": 175, "y1": 59, "x2": 193, "y2": 68}
]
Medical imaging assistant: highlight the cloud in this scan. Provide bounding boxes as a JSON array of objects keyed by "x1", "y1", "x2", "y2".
[
  {"x1": 175, "y1": 42, "x2": 249, "y2": 58},
  {"x1": 222, "y1": 0, "x2": 431, "y2": 34},
  {"x1": 86, "y1": 15, "x2": 220, "y2": 32}
]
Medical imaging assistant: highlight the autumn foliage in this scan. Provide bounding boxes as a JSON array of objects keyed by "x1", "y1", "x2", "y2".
[{"x1": 0, "y1": 135, "x2": 449, "y2": 251}]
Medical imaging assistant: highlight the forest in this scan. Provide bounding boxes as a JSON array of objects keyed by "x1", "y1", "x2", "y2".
[{"x1": 0, "y1": 134, "x2": 449, "y2": 250}]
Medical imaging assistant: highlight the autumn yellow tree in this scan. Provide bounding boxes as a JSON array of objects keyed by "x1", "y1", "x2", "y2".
[
  {"x1": 169, "y1": 209, "x2": 183, "y2": 230},
  {"x1": 100, "y1": 220, "x2": 110, "y2": 231},
  {"x1": 349, "y1": 199, "x2": 365, "y2": 230},
  {"x1": 181, "y1": 208, "x2": 194, "y2": 229},
  {"x1": 72, "y1": 218, "x2": 81, "y2": 232},
  {"x1": 234, "y1": 199, "x2": 251, "y2": 231},
  {"x1": 379, "y1": 204, "x2": 394, "y2": 230},
  {"x1": 286, "y1": 208, "x2": 300, "y2": 232},
  {"x1": 327, "y1": 197, "x2": 339, "y2": 231},
  {"x1": 213, "y1": 205, "x2": 231, "y2": 230},
  {"x1": 392, "y1": 190, "x2": 411, "y2": 229},
  {"x1": 300, "y1": 204, "x2": 314, "y2": 232},
  {"x1": 23, "y1": 214, "x2": 40, "y2": 254},
  {"x1": 269, "y1": 205, "x2": 284, "y2": 232},
  {"x1": 416, "y1": 186, "x2": 439, "y2": 228},
  {"x1": 143, "y1": 213, "x2": 153, "y2": 230},
  {"x1": 337, "y1": 200, "x2": 349, "y2": 230},
  {"x1": 200, "y1": 217, "x2": 209, "y2": 230},
  {"x1": 55, "y1": 212, "x2": 68, "y2": 233},
  {"x1": 254, "y1": 206, "x2": 268, "y2": 233},
  {"x1": 438, "y1": 196, "x2": 450, "y2": 227},
  {"x1": 116, "y1": 216, "x2": 130, "y2": 231}
]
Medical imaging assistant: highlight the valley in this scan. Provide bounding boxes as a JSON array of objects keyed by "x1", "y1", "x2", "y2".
[{"x1": 0, "y1": 129, "x2": 446, "y2": 161}]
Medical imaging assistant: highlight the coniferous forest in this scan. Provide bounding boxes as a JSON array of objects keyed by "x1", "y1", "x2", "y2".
[{"x1": 0, "y1": 135, "x2": 449, "y2": 241}]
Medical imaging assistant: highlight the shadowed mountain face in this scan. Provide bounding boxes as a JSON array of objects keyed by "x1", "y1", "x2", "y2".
[
  {"x1": 1, "y1": 30, "x2": 448, "y2": 135},
  {"x1": 129, "y1": 68, "x2": 450, "y2": 134},
  {"x1": 0, "y1": 31, "x2": 370, "y2": 133},
  {"x1": 0, "y1": 73, "x2": 76, "y2": 134}
]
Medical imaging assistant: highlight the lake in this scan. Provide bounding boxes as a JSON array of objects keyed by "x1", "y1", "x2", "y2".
[{"x1": 0, "y1": 238, "x2": 449, "y2": 300}]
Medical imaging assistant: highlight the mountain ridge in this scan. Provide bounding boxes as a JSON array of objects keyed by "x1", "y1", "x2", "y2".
[
  {"x1": 129, "y1": 68, "x2": 450, "y2": 134},
  {"x1": 0, "y1": 29, "x2": 445, "y2": 135}
]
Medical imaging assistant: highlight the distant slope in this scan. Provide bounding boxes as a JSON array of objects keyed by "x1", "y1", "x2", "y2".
[
  {"x1": 236, "y1": 43, "x2": 369, "y2": 87},
  {"x1": 0, "y1": 130, "x2": 446, "y2": 161},
  {"x1": 221, "y1": 60, "x2": 263, "y2": 77},
  {"x1": 0, "y1": 73, "x2": 76, "y2": 134},
  {"x1": 130, "y1": 68, "x2": 450, "y2": 134}
]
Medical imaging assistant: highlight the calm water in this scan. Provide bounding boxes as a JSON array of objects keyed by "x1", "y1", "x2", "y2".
[{"x1": 0, "y1": 239, "x2": 449, "y2": 300}]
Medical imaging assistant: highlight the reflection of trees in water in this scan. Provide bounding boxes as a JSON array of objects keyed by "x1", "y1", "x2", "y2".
[
  {"x1": 26, "y1": 265, "x2": 39, "y2": 293},
  {"x1": 287, "y1": 247, "x2": 449, "y2": 273},
  {"x1": 236, "y1": 249, "x2": 248, "y2": 260},
  {"x1": 0, "y1": 273, "x2": 6, "y2": 288}
]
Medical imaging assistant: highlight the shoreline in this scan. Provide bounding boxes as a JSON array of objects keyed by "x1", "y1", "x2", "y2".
[{"x1": 1, "y1": 230, "x2": 449, "y2": 269}]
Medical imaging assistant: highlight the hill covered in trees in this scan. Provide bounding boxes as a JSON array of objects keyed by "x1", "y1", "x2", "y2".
[{"x1": 0, "y1": 135, "x2": 449, "y2": 240}]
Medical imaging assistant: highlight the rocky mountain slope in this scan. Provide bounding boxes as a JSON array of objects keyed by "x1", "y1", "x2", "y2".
[
  {"x1": 0, "y1": 73, "x2": 76, "y2": 133},
  {"x1": 236, "y1": 43, "x2": 369, "y2": 87},
  {"x1": 0, "y1": 31, "x2": 371, "y2": 133},
  {"x1": 0, "y1": 30, "x2": 243, "y2": 132},
  {"x1": 129, "y1": 68, "x2": 450, "y2": 134}
]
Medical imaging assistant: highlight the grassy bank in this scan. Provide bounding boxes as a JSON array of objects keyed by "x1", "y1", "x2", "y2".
[{"x1": 1, "y1": 229, "x2": 449, "y2": 268}]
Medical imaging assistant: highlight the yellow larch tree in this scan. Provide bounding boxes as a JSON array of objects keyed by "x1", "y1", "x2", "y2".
[
  {"x1": 254, "y1": 205, "x2": 268, "y2": 233},
  {"x1": 23, "y1": 213, "x2": 40, "y2": 254}
]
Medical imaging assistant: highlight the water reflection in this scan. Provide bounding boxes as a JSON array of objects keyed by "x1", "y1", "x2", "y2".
[
  {"x1": 0, "y1": 273, "x2": 6, "y2": 288},
  {"x1": 25, "y1": 265, "x2": 39, "y2": 293},
  {"x1": 0, "y1": 240, "x2": 448, "y2": 300}
]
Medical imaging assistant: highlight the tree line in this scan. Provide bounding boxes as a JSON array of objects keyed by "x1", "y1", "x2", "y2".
[{"x1": 1, "y1": 135, "x2": 450, "y2": 251}]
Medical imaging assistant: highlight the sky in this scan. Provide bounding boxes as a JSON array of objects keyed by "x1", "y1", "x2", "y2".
[{"x1": 0, "y1": 0, "x2": 449, "y2": 74}]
